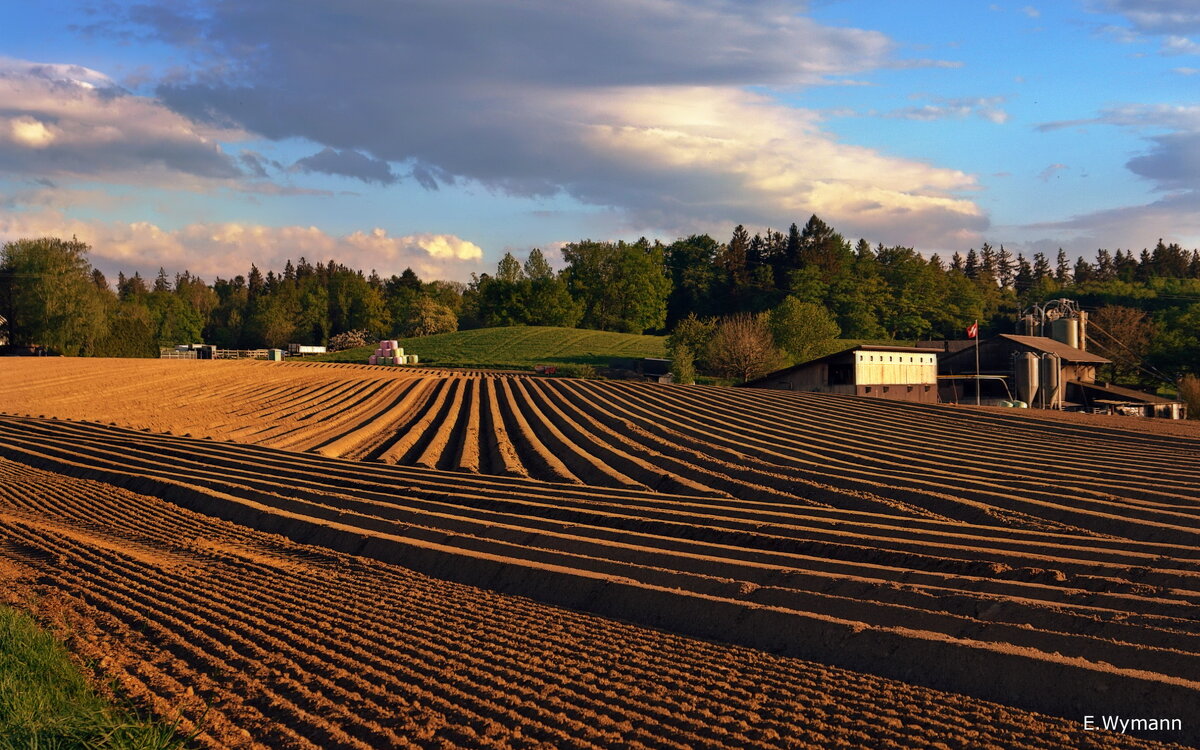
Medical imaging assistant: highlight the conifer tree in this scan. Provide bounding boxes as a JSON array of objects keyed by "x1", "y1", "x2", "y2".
[
  {"x1": 997, "y1": 246, "x2": 1016, "y2": 288},
  {"x1": 1054, "y1": 249, "x2": 1071, "y2": 285}
]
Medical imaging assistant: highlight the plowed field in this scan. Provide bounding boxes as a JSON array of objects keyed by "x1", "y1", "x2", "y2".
[{"x1": 1, "y1": 358, "x2": 1197, "y2": 747}]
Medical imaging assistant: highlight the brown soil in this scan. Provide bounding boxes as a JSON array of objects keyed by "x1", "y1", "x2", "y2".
[
  {"x1": 0, "y1": 457, "x2": 1184, "y2": 750},
  {"x1": 0, "y1": 358, "x2": 1197, "y2": 747}
]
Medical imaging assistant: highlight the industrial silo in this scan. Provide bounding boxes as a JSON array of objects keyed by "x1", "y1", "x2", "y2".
[
  {"x1": 1039, "y1": 353, "x2": 1061, "y2": 409},
  {"x1": 1050, "y1": 317, "x2": 1080, "y2": 349},
  {"x1": 1015, "y1": 352, "x2": 1039, "y2": 406}
]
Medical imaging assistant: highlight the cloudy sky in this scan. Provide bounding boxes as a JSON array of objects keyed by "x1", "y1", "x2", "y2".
[{"x1": 1, "y1": 0, "x2": 1197, "y2": 281}]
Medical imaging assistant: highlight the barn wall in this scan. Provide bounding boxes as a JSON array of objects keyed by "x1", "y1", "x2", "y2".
[
  {"x1": 854, "y1": 352, "x2": 938, "y2": 385},
  {"x1": 855, "y1": 384, "x2": 939, "y2": 403}
]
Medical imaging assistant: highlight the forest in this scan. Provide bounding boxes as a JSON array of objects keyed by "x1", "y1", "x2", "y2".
[{"x1": 2, "y1": 215, "x2": 1199, "y2": 388}]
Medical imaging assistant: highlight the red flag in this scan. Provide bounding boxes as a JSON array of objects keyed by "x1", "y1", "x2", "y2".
[{"x1": 967, "y1": 322, "x2": 979, "y2": 339}]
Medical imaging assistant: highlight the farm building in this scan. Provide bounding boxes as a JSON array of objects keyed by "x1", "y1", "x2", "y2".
[
  {"x1": 744, "y1": 345, "x2": 939, "y2": 403},
  {"x1": 938, "y1": 334, "x2": 1110, "y2": 406},
  {"x1": 938, "y1": 333, "x2": 1187, "y2": 418}
]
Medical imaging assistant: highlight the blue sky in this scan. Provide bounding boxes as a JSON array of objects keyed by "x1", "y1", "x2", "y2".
[{"x1": 1, "y1": 0, "x2": 1197, "y2": 281}]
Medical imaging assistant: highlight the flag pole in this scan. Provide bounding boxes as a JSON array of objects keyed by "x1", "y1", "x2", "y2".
[{"x1": 974, "y1": 319, "x2": 980, "y2": 406}]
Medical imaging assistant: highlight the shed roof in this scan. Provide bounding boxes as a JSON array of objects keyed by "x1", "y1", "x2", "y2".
[
  {"x1": 1069, "y1": 380, "x2": 1182, "y2": 405},
  {"x1": 996, "y1": 334, "x2": 1111, "y2": 363},
  {"x1": 940, "y1": 334, "x2": 1110, "y2": 367},
  {"x1": 743, "y1": 344, "x2": 936, "y2": 386}
]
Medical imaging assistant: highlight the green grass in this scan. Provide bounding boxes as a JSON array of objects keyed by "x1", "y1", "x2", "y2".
[
  {"x1": 0, "y1": 605, "x2": 186, "y2": 749},
  {"x1": 312, "y1": 326, "x2": 667, "y2": 370}
]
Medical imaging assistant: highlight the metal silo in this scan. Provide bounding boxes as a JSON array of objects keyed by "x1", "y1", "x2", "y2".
[
  {"x1": 1050, "y1": 317, "x2": 1080, "y2": 349},
  {"x1": 1039, "y1": 353, "x2": 1061, "y2": 409},
  {"x1": 1015, "y1": 352, "x2": 1039, "y2": 406}
]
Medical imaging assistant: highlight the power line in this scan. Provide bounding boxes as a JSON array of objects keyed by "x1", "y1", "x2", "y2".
[{"x1": 1084, "y1": 324, "x2": 1175, "y2": 385}]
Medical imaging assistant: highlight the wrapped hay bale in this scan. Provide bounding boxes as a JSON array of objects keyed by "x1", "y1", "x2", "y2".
[
  {"x1": 407, "y1": 354, "x2": 419, "y2": 365},
  {"x1": 368, "y1": 355, "x2": 377, "y2": 365}
]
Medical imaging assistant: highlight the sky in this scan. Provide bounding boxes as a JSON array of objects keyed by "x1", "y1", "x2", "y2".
[{"x1": 0, "y1": 0, "x2": 1197, "y2": 283}]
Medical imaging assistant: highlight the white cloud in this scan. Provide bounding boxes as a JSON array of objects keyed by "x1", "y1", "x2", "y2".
[
  {"x1": 551, "y1": 86, "x2": 986, "y2": 248},
  {"x1": 886, "y1": 96, "x2": 1009, "y2": 124},
  {"x1": 78, "y1": 0, "x2": 984, "y2": 250},
  {"x1": 0, "y1": 209, "x2": 486, "y2": 281},
  {"x1": 9, "y1": 116, "x2": 56, "y2": 148},
  {"x1": 1163, "y1": 35, "x2": 1200, "y2": 55},
  {"x1": 1089, "y1": 0, "x2": 1200, "y2": 34},
  {"x1": 0, "y1": 58, "x2": 246, "y2": 182}
]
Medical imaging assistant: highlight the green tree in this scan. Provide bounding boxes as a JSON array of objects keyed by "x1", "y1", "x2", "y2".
[
  {"x1": 0, "y1": 237, "x2": 108, "y2": 355},
  {"x1": 562, "y1": 239, "x2": 669, "y2": 333},
  {"x1": 670, "y1": 344, "x2": 696, "y2": 385},
  {"x1": 328, "y1": 266, "x2": 388, "y2": 336},
  {"x1": 522, "y1": 248, "x2": 581, "y2": 327},
  {"x1": 93, "y1": 300, "x2": 158, "y2": 358},
  {"x1": 664, "y1": 234, "x2": 721, "y2": 325},
  {"x1": 405, "y1": 296, "x2": 459, "y2": 337},
  {"x1": 667, "y1": 313, "x2": 717, "y2": 372},
  {"x1": 768, "y1": 297, "x2": 840, "y2": 364},
  {"x1": 146, "y1": 290, "x2": 204, "y2": 346}
]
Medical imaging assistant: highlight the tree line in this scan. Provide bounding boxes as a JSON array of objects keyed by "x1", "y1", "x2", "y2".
[{"x1": 2, "y1": 217, "x2": 1199, "y2": 387}]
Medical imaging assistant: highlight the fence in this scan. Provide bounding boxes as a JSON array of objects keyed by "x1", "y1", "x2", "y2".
[{"x1": 160, "y1": 348, "x2": 271, "y2": 360}]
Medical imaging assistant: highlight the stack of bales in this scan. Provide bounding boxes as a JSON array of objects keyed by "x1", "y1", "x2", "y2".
[{"x1": 367, "y1": 340, "x2": 419, "y2": 366}]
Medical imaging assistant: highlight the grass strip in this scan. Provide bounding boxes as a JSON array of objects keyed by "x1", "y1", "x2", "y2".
[{"x1": 0, "y1": 604, "x2": 185, "y2": 749}]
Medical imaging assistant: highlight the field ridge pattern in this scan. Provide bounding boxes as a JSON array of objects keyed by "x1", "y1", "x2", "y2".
[{"x1": 1, "y1": 359, "x2": 1198, "y2": 746}]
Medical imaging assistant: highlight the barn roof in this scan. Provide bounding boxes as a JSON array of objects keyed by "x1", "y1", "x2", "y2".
[
  {"x1": 1069, "y1": 380, "x2": 1183, "y2": 405},
  {"x1": 996, "y1": 334, "x2": 1111, "y2": 363},
  {"x1": 743, "y1": 344, "x2": 936, "y2": 386},
  {"x1": 940, "y1": 334, "x2": 1110, "y2": 367}
]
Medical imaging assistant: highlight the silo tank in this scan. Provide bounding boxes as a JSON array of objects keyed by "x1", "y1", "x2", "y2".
[
  {"x1": 1039, "y1": 353, "x2": 1061, "y2": 408},
  {"x1": 1015, "y1": 352, "x2": 1039, "y2": 405},
  {"x1": 1050, "y1": 317, "x2": 1080, "y2": 349}
]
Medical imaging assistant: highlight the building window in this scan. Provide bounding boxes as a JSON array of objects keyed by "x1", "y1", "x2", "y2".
[
  {"x1": 883, "y1": 386, "x2": 890, "y2": 393},
  {"x1": 865, "y1": 386, "x2": 872, "y2": 393},
  {"x1": 907, "y1": 385, "x2": 913, "y2": 392},
  {"x1": 924, "y1": 385, "x2": 931, "y2": 392}
]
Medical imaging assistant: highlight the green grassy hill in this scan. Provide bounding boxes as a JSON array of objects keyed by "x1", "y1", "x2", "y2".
[{"x1": 313, "y1": 326, "x2": 667, "y2": 370}]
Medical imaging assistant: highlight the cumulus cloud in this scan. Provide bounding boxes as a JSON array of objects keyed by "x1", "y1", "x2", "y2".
[
  {"x1": 559, "y1": 86, "x2": 985, "y2": 247},
  {"x1": 70, "y1": 0, "x2": 982, "y2": 250},
  {"x1": 0, "y1": 209, "x2": 486, "y2": 281},
  {"x1": 0, "y1": 58, "x2": 245, "y2": 182}
]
